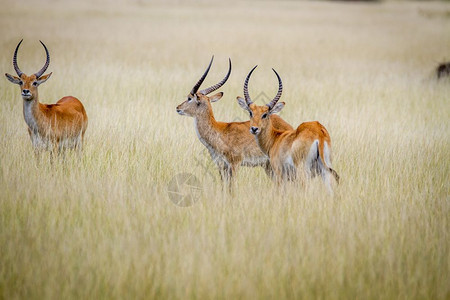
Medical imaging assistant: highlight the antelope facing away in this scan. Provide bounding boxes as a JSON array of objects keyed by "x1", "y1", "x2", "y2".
[
  {"x1": 176, "y1": 57, "x2": 293, "y2": 188},
  {"x1": 237, "y1": 66, "x2": 339, "y2": 194},
  {"x1": 5, "y1": 40, "x2": 88, "y2": 154}
]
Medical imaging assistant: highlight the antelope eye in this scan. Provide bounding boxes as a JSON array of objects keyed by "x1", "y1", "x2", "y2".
[
  {"x1": 262, "y1": 113, "x2": 268, "y2": 119},
  {"x1": 18, "y1": 81, "x2": 23, "y2": 85},
  {"x1": 187, "y1": 97, "x2": 192, "y2": 102},
  {"x1": 32, "y1": 82, "x2": 38, "y2": 86},
  {"x1": 249, "y1": 111, "x2": 253, "y2": 117}
]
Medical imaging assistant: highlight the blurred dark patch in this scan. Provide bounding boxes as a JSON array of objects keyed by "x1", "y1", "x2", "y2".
[
  {"x1": 436, "y1": 62, "x2": 450, "y2": 79},
  {"x1": 418, "y1": 8, "x2": 450, "y2": 19}
]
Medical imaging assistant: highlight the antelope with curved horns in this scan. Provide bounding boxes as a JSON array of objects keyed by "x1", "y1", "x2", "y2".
[
  {"x1": 5, "y1": 40, "x2": 88, "y2": 154},
  {"x1": 237, "y1": 66, "x2": 339, "y2": 194},
  {"x1": 176, "y1": 57, "x2": 293, "y2": 188}
]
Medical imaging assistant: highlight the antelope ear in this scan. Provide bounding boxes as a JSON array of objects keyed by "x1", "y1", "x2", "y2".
[
  {"x1": 237, "y1": 96, "x2": 250, "y2": 112},
  {"x1": 210, "y1": 92, "x2": 223, "y2": 103},
  {"x1": 269, "y1": 102, "x2": 285, "y2": 114},
  {"x1": 5, "y1": 73, "x2": 21, "y2": 84},
  {"x1": 36, "y1": 72, "x2": 52, "y2": 85}
]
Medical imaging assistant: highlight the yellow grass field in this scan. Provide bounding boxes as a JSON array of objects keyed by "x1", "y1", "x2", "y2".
[{"x1": 0, "y1": 0, "x2": 449, "y2": 298}]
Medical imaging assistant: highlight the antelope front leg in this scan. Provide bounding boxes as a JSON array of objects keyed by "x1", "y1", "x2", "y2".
[
  {"x1": 270, "y1": 161, "x2": 284, "y2": 187},
  {"x1": 218, "y1": 159, "x2": 239, "y2": 193},
  {"x1": 220, "y1": 164, "x2": 233, "y2": 192},
  {"x1": 263, "y1": 160, "x2": 275, "y2": 180},
  {"x1": 29, "y1": 131, "x2": 50, "y2": 166},
  {"x1": 214, "y1": 159, "x2": 232, "y2": 193},
  {"x1": 214, "y1": 159, "x2": 227, "y2": 182},
  {"x1": 225, "y1": 162, "x2": 240, "y2": 193},
  {"x1": 49, "y1": 140, "x2": 63, "y2": 164}
]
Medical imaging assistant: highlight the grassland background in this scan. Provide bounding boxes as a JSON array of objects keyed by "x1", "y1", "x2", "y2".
[{"x1": 0, "y1": 0, "x2": 449, "y2": 299}]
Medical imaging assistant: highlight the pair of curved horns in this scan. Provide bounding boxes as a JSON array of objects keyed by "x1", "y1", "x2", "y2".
[
  {"x1": 191, "y1": 56, "x2": 232, "y2": 96},
  {"x1": 13, "y1": 39, "x2": 50, "y2": 78},
  {"x1": 243, "y1": 66, "x2": 283, "y2": 110}
]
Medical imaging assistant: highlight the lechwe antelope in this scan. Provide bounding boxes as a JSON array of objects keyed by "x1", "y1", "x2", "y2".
[
  {"x1": 237, "y1": 66, "x2": 339, "y2": 194},
  {"x1": 5, "y1": 40, "x2": 88, "y2": 154},
  {"x1": 176, "y1": 57, "x2": 293, "y2": 188}
]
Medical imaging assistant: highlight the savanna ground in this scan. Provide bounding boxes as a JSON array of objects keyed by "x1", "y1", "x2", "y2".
[{"x1": 0, "y1": 0, "x2": 449, "y2": 299}]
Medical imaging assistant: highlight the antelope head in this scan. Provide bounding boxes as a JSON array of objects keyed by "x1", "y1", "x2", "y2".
[
  {"x1": 237, "y1": 66, "x2": 285, "y2": 135},
  {"x1": 5, "y1": 39, "x2": 52, "y2": 101},
  {"x1": 176, "y1": 56, "x2": 231, "y2": 117}
]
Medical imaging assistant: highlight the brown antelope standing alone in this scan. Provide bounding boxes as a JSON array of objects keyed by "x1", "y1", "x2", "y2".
[
  {"x1": 237, "y1": 66, "x2": 339, "y2": 194},
  {"x1": 176, "y1": 57, "x2": 293, "y2": 188},
  {"x1": 5, "y1": 40, "x2": 88, "y2": 154}
]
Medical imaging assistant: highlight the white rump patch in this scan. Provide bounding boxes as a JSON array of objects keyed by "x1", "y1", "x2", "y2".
[
  {"x1": 323, "y1": 141, "x2": 332, "y2": 168},
  {"x1": 305, "y1": 140, "x2": 319, "y2": 178}
]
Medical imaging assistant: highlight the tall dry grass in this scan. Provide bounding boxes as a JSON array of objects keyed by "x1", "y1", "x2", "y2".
[{"x1": 0, "y1": 0, "x2": 449, "y2": 299}]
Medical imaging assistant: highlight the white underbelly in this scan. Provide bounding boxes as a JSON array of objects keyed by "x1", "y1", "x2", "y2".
[
  {"x1": 31, "y1": 133, "x2": 51, "y2": 150},
  {"x1": 241, "y1": 155, "x2": 268, "y2": 167}
]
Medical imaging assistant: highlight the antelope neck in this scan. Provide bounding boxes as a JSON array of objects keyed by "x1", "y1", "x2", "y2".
[
  {"x1": 257, "y1": 121, "x2": 278, "y2": 156},
  {"x1": 23, "y1": 98, "x2": 41, "y2": 133},
  {"x1": 193, "y1": 109, "x2": 222, "y2": 147}
]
